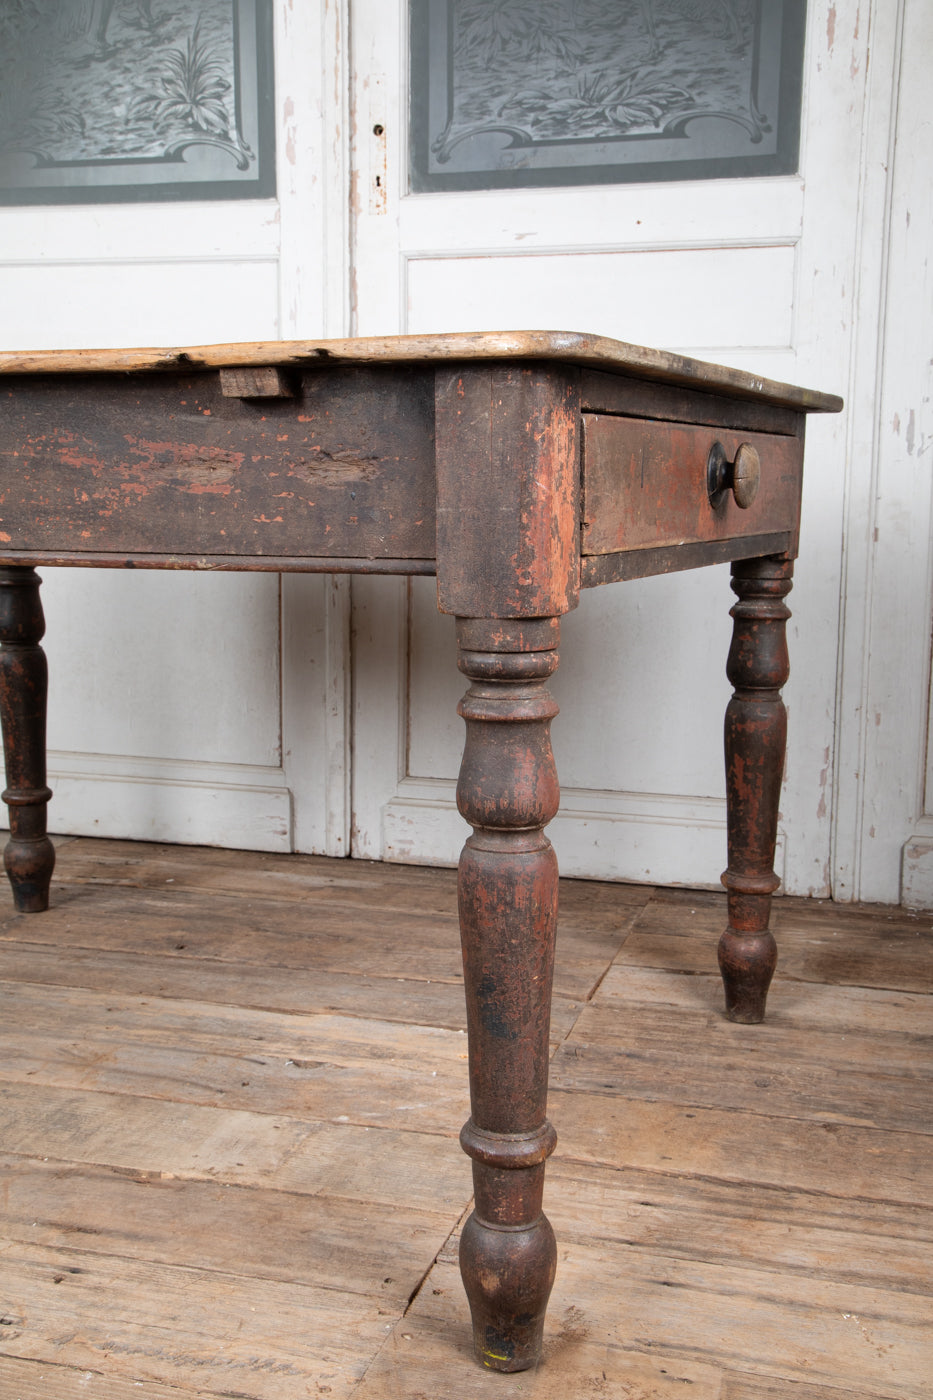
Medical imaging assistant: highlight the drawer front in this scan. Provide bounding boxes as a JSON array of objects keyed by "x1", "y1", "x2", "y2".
[{"x1": 582, "y1": 415, "x2": 803, "y2": 556}]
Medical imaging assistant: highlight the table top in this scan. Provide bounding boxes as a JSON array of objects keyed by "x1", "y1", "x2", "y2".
[{"x1": 0, "y1": 330, "x2": 843, "y2": 415}]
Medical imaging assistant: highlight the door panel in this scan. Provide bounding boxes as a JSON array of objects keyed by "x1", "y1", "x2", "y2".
[
  {"x1": 406, "y1": 245, "x2": 796, "y2": 349},
  {"x1": 407, "y1": 571, "x2": 732, "y2": 800},
  {"x1": 0, "y1": 0, "x2": 351, "y2": 857},
  {"x1": 349, "y1": 0, "x2": 861, "y2": 896},
  {"x1": 0, "y1": 261, "x2": 279, "y2": 352},
  {"x1": 46, "y1": 572, "x2": 281, "y2": 767}
]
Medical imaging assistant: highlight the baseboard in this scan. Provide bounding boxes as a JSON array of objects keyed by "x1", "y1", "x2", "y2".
[
  {"x1": 43, "y1": 751, "x2": 292, "y2": 853},
  {"x1": 901, "y1": 823, "x2": 933, "y2": 909},
  {"x1": 383, "y1": 778, "x2": 786, "y2": 890}
]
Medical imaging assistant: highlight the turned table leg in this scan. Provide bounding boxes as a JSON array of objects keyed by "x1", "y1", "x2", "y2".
[
  {"x1": 0, "y1": 567, "x2": 55, "y2": 912},
  {"x1": 455, "y1": 616, "x2": 560, "y2": 1372},
  {"x1": 719, "y1": 557, "x2": 793, "y2": 1023}
]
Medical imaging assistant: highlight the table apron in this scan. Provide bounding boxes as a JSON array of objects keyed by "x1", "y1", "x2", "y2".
[{"x1": 0, "y1": 367, "x2": 437, "y2": 563}]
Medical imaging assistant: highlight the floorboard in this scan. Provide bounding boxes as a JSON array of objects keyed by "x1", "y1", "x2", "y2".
[{"x1": 0, "y1": 837, "x2": 930, "y2": 1399}]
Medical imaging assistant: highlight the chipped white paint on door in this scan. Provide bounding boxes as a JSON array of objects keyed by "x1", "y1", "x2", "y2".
[
  {"x1": 833, "y1": 0, "x2": 933, "y2": 906},
  {"x1": 0, "y1": 1, "x2": 352, "y2": 856},
  {"x1": 349, "y1": 0, "x2": 927, "y2": 902}
]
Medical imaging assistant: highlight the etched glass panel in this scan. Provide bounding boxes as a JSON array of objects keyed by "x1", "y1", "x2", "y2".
[
  {"x1": 0, "y1": 0, "x2": 274, "y2": 204},
  {"x1": 410, "y1": 0, "x2": 806, "y2": 191}
]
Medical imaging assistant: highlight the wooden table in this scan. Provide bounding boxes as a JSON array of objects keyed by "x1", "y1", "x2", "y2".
[{"x1": 0, "y1": 331, "x2": 841, "y2": 1372}]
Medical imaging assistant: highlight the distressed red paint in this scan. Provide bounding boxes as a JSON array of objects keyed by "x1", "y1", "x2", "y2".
[
  {"x1": 719, "y1": 557, "x2": 793, "y2": 1023},
  {"x1": 435, "y1": 365, "x2": 581, "y2": 620},
  {"x1": 455, "y1": 617, "x2": 560, "y2": 1371}
]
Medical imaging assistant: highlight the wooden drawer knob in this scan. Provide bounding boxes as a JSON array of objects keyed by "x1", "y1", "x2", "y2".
[{"x1": 707, "y1": 441, "x2": 761, "y2": 509}]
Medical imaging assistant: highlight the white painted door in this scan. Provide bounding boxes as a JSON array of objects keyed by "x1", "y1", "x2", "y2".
[
  {"x1": 0, "y1": 1, "x2": 351, "y2": 857},
  {"x1": 348, "y1": 0, "x2": 872, "y2": 897},
  {"x1": 835, "y1": 0, "x2": 933, "y2": 906}
]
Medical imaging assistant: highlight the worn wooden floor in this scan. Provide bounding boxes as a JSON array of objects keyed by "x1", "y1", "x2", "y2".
[{"x1": 0, "y1": 837, "x2": 930, "y2": 1400}]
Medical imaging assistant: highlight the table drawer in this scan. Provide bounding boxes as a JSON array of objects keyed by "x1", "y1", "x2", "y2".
[{"x1": 582, "y1": 415, "x2": 803, "y2": 556}]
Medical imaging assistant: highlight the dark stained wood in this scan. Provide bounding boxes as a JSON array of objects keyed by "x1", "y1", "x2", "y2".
[
  {"x1": 0, "y1": 367, "x2": 436, "y2": 562},
  {"x1": 219, "y1": 366, "x2": 295, "y2": 398},
  {"x1": 454, "y1": 618, "x2": 562, "y2": 1369},
  {"x1": 0, "y1": 567, "x2": 54, "y2": 911},
  {"x1": 719, "y1": 559, "x2": 794, "y2": 1021},
  {"x1": 582, "y1": 417, "x2": 803, "y2": 556},
  {"x1": 435, "y1": 367, "x2": 580, "y2": 618},
  {"x1": 581, "y1": 532, "x2": 793, "y2": 586},
  {"x1": 0, "y1": 550, "x2": 436, "y2": 573},
  {"x1": 579, "y1": 367, "x2": 802, "y2": 435}
]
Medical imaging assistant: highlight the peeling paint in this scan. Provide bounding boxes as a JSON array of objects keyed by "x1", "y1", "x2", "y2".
[
  {"x1": 816, "y1": 745, "x2": 830, "y2": 820},
  {"x1": 283, "y1": 95, "x2": 296, "y2": 166},
  {"x1": 827, "y1": 3, "x2": 836, "y2": 51},
  {"x1": 906, "y1": 409, "x2": 916, "y2": 455}
]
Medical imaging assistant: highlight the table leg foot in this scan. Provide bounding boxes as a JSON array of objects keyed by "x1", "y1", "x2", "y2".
[
  {"x1": 720, "y1": 558, "x2": 792, "y2": 1023},
  {"x1": 455, "y1": 616, "x2": 561, "y2": 1371},
  {"x1": 0, "y1": 567, "x2": 54, "y2": 912},
  {"x1": 718, "y1": 926, "x2": 778, "y2": 1024},
  {"x1": 459, "y1": 1181, "x2": 557, "y2": 1371}
]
